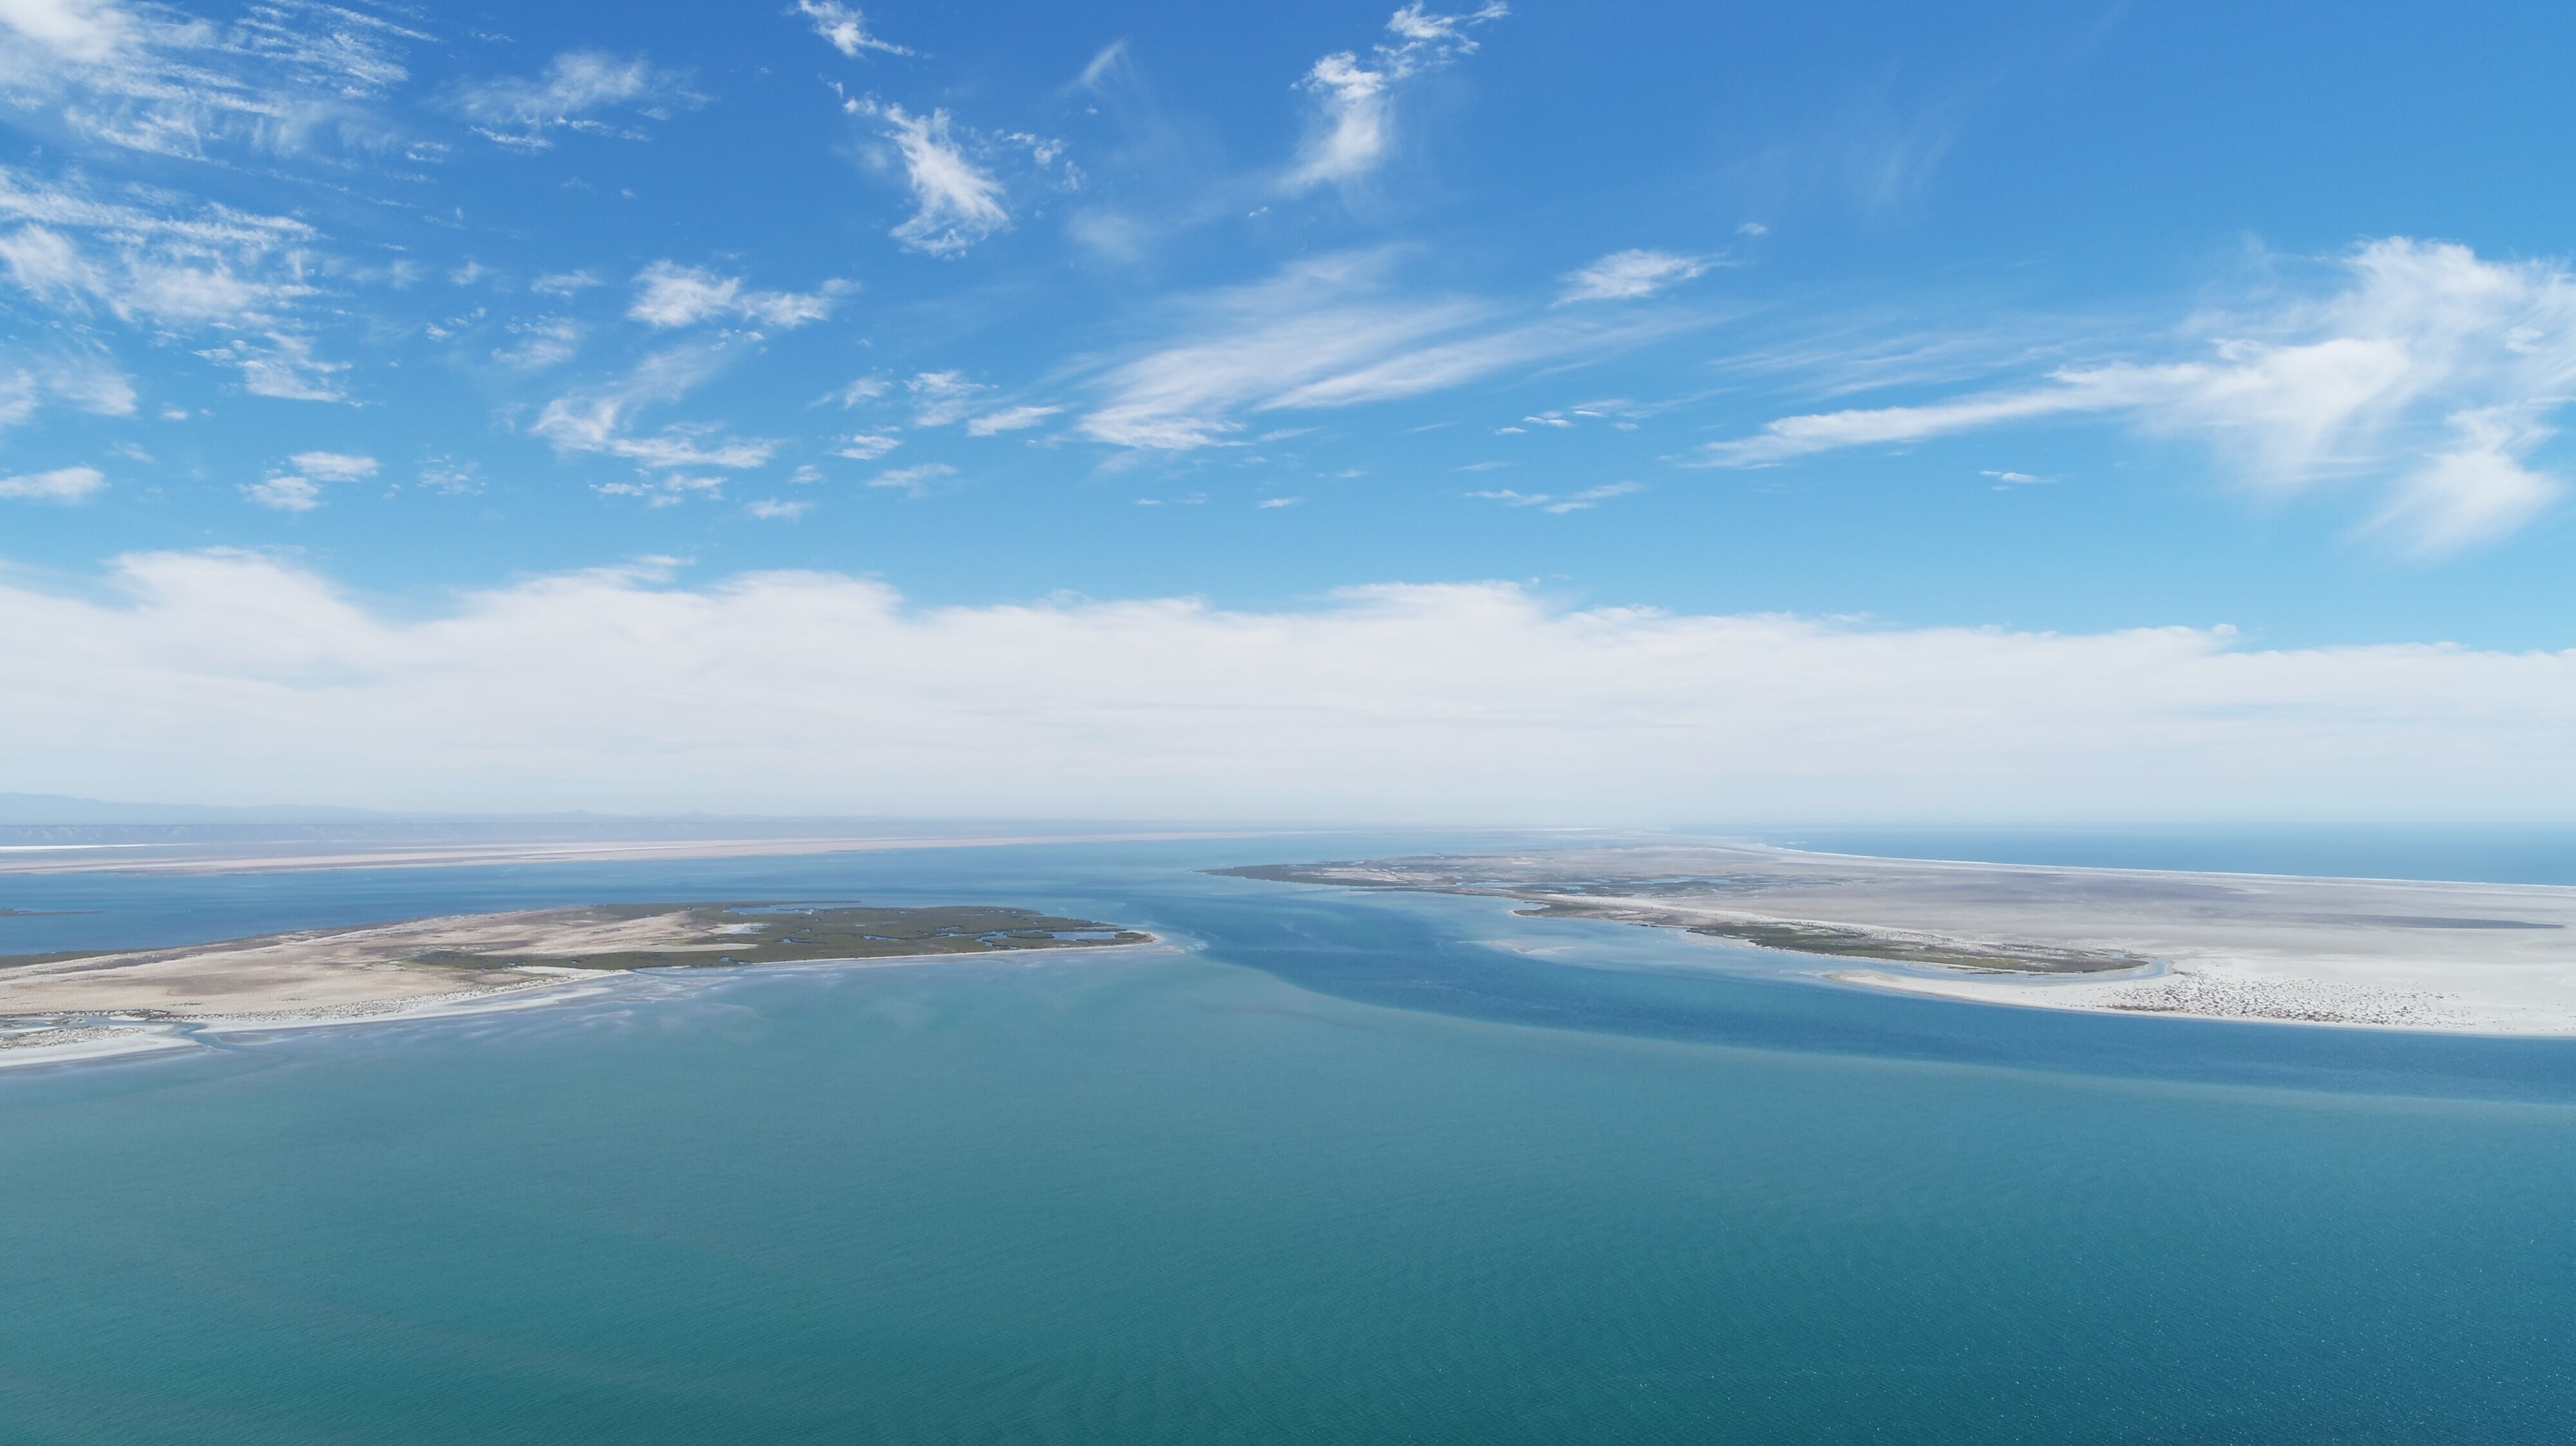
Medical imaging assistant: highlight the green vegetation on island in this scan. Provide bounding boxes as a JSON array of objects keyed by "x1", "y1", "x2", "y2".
[
  {"x1": 412, "y1": 902, "x2": 1151, "y2": 972},
  {"x1": 1215, "y1": 861, "x2": 2145, "y2": 975},
  {"x1": 1, "y1": 902, "x2": 1152, "y2": 976}
]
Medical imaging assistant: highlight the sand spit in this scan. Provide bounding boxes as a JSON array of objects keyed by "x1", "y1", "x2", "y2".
[
  {"x1": 0, "y1": 902, "x2": 1160, "y2": 1069},
  {"x1": 0, "y1": 906, "x2": 703, "y2": 1018},
  {"x1": 1221, "y1": 844, "x2": 2576, "y2": 1035}
]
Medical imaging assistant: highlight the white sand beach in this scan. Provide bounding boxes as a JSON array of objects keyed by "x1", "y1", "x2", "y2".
[
  {"x1": 0, "y1": 906, "x2": 703, "y2": 1018},
  {"x1": 1234, "y1": 844, "x2": 2576, "y2": 1034},
  {"x1": 0, "y1": 901, "x2": 1165, "y2": 1069}
]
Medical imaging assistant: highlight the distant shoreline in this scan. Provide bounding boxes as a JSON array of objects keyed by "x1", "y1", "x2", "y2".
[
  {"x1": 1217, "y1": 846, "x2": 2576, "y2": 1037},
  {"x1": 1, "y1": 902, "x2": 1162, "y2": 1070},
  {"x1": 0, "y1": 828, "x2": 1282, "y2": 877}
]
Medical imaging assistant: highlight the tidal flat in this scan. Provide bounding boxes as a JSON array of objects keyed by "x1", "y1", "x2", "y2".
[
  {"x1": 0, "y1": 901, "x2": 1150, "y2": 1063},
  {"x1": 1221, "y1": 842, "x2": 2576, "y2": 1032}
]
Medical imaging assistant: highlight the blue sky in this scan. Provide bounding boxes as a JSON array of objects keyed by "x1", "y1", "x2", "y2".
[{"x1": 5, "y1": 0, "x2": 2575, "y2": 819}]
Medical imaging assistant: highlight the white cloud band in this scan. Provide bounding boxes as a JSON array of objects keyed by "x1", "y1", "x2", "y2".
[{"x1": 8, "y1": 551, "x2": 2575, "y2": 821}]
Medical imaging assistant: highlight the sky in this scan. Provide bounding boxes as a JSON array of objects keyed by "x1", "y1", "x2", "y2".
[{"x1": 3, "y1": 0, "x2": 2575, "y2": 821}]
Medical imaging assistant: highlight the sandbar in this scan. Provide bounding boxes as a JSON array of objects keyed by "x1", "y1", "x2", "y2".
[
  {"x1": 1218, "y1": 844, "x2": 2576, "y2": 1034},
  {"x1": 0, "y1": 901, "x2": 1155, "y2": 1067}
]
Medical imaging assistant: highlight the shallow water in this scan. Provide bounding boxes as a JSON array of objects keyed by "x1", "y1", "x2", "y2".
[{"x1": 5, "y1": 835, "x2": 2575, "y2": 1443}]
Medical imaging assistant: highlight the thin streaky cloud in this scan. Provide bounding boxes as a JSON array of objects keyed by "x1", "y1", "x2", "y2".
[
  {"x1": 0, "y1": 0, "x2": 426, "y2": 163},
  {"x1": 242, "y1": 472, "x2": 323, "y2": 510},
  {"x1": 451, "y1": 51, "x2": 699, "y2": 151},
  {"x1": 824, "y1": 377, "x2": 889, "y2": 408},
  {"x1": 0, "y1": 169, "x2": 319, "y2": 334},
  {"x1": 1559, "y1": 249, "x2": 1713, "y2": 303},
  {"x1": 288, "y1": 451, "x2": 376, "y2": 481},
  {"x1": 1079, "y1": 251, "x2": 1698, "y2": 450},
  {"x1": 871, "y1": 461, "x2": 956, "y2": 495},
  {"x1": 1468, "y1": 480, "x2": 1640, "y2": 513},
  {"x1": 1698, "y1": 238, "x2": 2576, "y2": 551},
  {"x1": 967, "y1": 405, "x2": 1062, "y2": 435},
  {"x1": 834, "y1": 433, "x2": 900, "y2": 460},
  {"x1": 908, "y1": 370, "x2": 985, "y2": 426},
  {"x1": 531, "y1": 343, "x2": 779, "y2": 479},
  {"x1": 0, "y1": 464, "x2": 106, "y2": 502},
  {"x1": 495, "y1": 318, "x2": 583, "y2": 370},
  {"x1": 0, "y1": 350, "x2": 135, "y2": 430},
  {"x1": 197, "y1": 333, "x2": 349, "y2": 403},
  {"x1": 627, "y1": 261, "x2": 849, "y2": 329}
]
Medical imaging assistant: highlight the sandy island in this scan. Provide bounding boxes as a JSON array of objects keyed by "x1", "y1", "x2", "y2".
[
  {"x1": 0, "y1": 901, "x2": 1155, "y2": 1068},
  {"x1": 1218, "y1": 844, "x2": 2576, "y2": 1035}
]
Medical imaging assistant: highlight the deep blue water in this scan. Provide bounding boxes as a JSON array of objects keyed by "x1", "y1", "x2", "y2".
[{"x1": 5, "y1": 833, "x2": 2576, "y2": 1443}]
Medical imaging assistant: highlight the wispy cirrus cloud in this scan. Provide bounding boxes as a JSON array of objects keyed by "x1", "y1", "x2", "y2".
[
  {"x1": 594, "y1": 473, "x2": 728, "y2": 508},
  {"x1": 418, "y1": 457, "x2": 480, "y2": 495},
  {"x1": 1285, "y1": 3, "x2": 1508, "y2": 193},
  {"x1": 531, "y1": 343, "x2": 778, "y2": 489},
  {"x1": 0, "y1": 464, "x2": 106, "y2": 502},
  {"x1": 239, "y1": 449, "x2": 374, "y2": 510},
  {"x1": 1700, "y1": 239, "x2": 2576, "y2": 552},
  {"x1": 1468, "y1": 480, "x2": 1641, "y2": 513},
  {"x1": 1559, "y1": 249, "x2": 1714, "y2": 303},
  {"x1": 194, "y1": 332, "x2": 349, "y2": 402},
  {"x1": 869, "y1": 461, "x2": 955, "y2": 495},
  {"x1": 493, "y1": 317, "x2": 583, "y2": 370},
  {"x1": 0, "y1": 0, "x2": 425, "y2": 162},
  {"x1": 530, "y1": 270, "x2": 601, "y2": 298},
  {"x1": 840, "y1": 92, "x2": 1074, "y2": 258},
  {"x1": 627, "y1": 261, "x2": 849, "y2": 330},
  {"x1": 0, "y1": 167, "x2": 316, "y2": 328},
  {"x1": 0, "y1": 348, "x2": 135, "y2": 430},
  {"x1": 906, "y1": 370, "x2": 987, "y2": 426},
  {"x1": 793, "y1": 1, "x2": 911, "y2": 59},
  {"x1": 240, "y1": 474, "x2": 317, "y2": 510},
  {"x1": 1079, "y1": 251, "x2": 1701, "y2": 450},
  {"x1": 451, "y1": 51, "x2": 700, "y2": 151},
  {"x1": 290, "y1": 450, "x2": 377, "y2": 482},
  {"x1": 0, "y1": 166, "x2": 360, "y2": 402},
  {"x1": 847, "y1": 98, "x2": 1012, "y2": 255},
  {"x1": 822, "y1": 376, "x2": 887, "y2": 408},
  {"x1": 967, "y1": 404, "x2": 1059, "y2": 436}
]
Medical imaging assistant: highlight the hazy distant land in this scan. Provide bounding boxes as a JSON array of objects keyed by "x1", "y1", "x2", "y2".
[
  {"x1": 0, "y1": 902, "x2": 1151, "y2": 1063},
  {"x1": 0, "y1": 823, "x2": 1269, "y2": 877},
  {"x1": 1219, "y1": 844, "x2": 2576, "y2": 1034}
]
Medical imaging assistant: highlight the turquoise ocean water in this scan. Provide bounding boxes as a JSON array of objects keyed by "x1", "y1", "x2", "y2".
[{"x1": 5, "y1": 832, "x2": 2576, "y2": 1443}]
